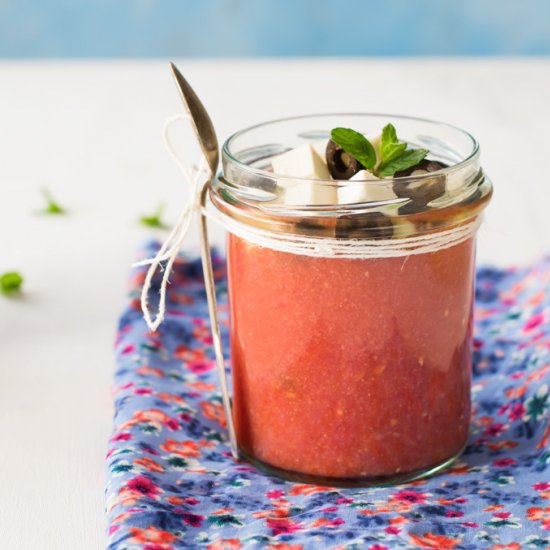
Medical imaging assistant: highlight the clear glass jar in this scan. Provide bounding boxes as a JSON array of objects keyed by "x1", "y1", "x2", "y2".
[{"x1": 209, "y1": 114, "x2": 492, "y2": 486}]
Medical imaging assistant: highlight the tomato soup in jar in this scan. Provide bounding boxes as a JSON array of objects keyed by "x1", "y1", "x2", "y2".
[{"x1": 209, "y1": 114, "x2": 492, "y2": 486}]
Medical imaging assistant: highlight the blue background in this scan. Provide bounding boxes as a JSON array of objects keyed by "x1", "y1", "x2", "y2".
[{"x1": 1, "y1": 0, "x2": 549, "y2": 57}]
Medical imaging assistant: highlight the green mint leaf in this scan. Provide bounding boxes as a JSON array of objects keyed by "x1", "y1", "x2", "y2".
[
  {"x1": 380, "y1": 123, "x2": 407, "y2": 163},
  {"x1": 1, "y1": 271, "x2": 23, "y2": 295},
  {"x1": 382, "y1": 123, "x2": 398, "y2": 146},
  {"x1": 140, "y1": 204, "x2": 167, "y2": 228},
  {"x1": 378, "y1": 148, "x2": 429, "y2": 177},
  {"x1": 330, "y1": 128, "x2": 376, "y2": 170},
  {"x1": 42, "y1": 189, "x2": 66, "y2": 215}
]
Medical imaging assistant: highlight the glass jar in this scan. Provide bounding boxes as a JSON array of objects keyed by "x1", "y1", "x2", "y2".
[{"x1": 208, "y1": 114, "x2": 492, "y2": 486}]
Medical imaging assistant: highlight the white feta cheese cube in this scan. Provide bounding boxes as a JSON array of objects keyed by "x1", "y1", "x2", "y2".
[
  {"x1": 310, "y1": 139, "x2": 329, "y2": 161},
  {"x1": 338, "y1": 170, "x2": 396, "y2": 205},
  {"x1": 272, "y1": 143, "x2": 337, "y2": 205},
  {"x1": 271, "y1": 143, "x2": 331, "y2": 180}
]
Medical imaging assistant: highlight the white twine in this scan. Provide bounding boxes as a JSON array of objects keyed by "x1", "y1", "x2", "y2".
[
  {"x1": 132, "y1": 114, "x2": 210, "y2": 332},
  {"x1": 135, "y1": 113, "x2": 480, "y2": 331},
  {"x1": 211, "y1": 209, "x2": 481, "y2": 259}
]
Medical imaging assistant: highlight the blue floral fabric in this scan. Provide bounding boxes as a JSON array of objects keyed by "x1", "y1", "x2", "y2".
[{"x1": 106, "y1": 242, "x2": 550, "y2": 550}]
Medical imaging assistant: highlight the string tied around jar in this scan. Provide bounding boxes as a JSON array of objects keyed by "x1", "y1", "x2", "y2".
[{"x1": 132, "y1": 114, "x2": 211, "y2": 332}]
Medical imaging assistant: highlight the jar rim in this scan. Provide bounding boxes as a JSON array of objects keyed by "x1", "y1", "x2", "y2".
[
  {"x1": 222, "y1": 112, "x2": 479, "y2": 184},
  {"x1": 213, "y1": 112, "x2": 491, "y2": 240}
]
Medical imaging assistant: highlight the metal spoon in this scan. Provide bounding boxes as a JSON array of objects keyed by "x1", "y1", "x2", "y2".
[
  {"x1": 169, "y1": 62, "x2": 239, "y2": 459},
  {"x1": 169, "y1": 63, "x2": 219, "y2": 176}
]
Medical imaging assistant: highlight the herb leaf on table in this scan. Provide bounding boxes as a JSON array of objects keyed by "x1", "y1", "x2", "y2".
[
  {"x1": 140, "y1": 204, "x2": 167, "y2": 228},
  {"x1": 42, "y1": 189, "x2": 66, "y2": 215},
  {"x1": 1, "y1": 272, "x2": 23, "y2": 296}
]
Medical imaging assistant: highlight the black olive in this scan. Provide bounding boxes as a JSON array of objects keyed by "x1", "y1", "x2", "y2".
[
  {"x1": 392, "y1": 159, "x2": 447, "y2": 206},
  {"x1": 326, "y1": 140, "x2": 364, "y2": 180},
  {"x1": 393, "y1": 176, "x2": 445, "y2": 204},
  {"x1": 397, "y1": 201, "x2": 426, "y2": 216},
  {"x1": 335, "y1": 212, "x2": 394, "y2": 239},
  {"x1": 394, "y1": 159, "x2": 448, "y2": 178}
]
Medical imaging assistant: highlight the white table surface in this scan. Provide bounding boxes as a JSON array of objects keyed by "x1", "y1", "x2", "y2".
[{"x1": 1, "y1": 58, "x2": 549, "y2": 549}]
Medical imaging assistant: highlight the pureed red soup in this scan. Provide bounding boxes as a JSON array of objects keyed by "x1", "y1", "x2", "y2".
[{"x1": 210, "y1": 114, "x2": 492, "y2": 486}]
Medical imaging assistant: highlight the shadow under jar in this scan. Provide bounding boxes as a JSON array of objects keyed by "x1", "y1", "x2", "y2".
[{"x1": 208, "y1": 114, "x2": 492, "y2": 487}]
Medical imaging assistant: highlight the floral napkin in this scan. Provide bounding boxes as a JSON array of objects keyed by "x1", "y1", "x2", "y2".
[{"x1": 106, "y1": 242, "x2": 550, "y2": 550}]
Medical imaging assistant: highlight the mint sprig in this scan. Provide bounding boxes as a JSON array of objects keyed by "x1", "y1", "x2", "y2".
[
  {"x1": 378, "y1": 123, "x2": 428, "y2": 177},
  {"x1": 42, "y1": 189, "x2": 66, "y2": 215},
  {"x1": 1, "y1": 271, "x2": 23, "y2": 296},
  {"x1": 378, "y1": 147, "x2": 429, "y2": 177},
  {"x1": 330, "y1": 123, "x2": 429, "y2": 178},
  {"x1": 140, "y1": 204, "x2": 167, "y2": 228},
  {"x1": 380, "y1": 123, "x2": 407, "y2": 164},
  {"x1": 330, "y1": 128, "x2": 376, "y2": 170}
]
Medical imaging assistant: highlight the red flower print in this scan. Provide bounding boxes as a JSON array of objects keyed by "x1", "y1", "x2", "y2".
[
  {"x1": 506, "y1": 386, "x2": 528, "y2": 399},
  {"x1": 309, "y1": 517, "x2": 344, "y2": 528},
  {"x1": 265, "y1": 544, "x2": 304, "y2": 550},
  {"x1": 392, "y1": 489, "x2": 428, "y2": 505},
  {"x1": 288, "y1": 484, "x2": 332, "y2": 496},
  {"x1": 385, "y1": 526, "x2": 400, "y2": 534},
  {"x1": 523, "y1": 312, "x2": 545, "y2": 331},
  {"x1": 336, "y1": 497, "x2": 353, "y2": 504},
  {"x1": 206, "y1": 539, "x2": 243, "y2": 550},
  {"x1": 537, "y1": 423, "x2": 550, "y2": 450},
  {"x1": 134, "y1": 387, "x2": 154, "y2": 395},
  {"x1": 266, "y1": 490, "x2": 285, "y2": 499},
  {"x1": 409, "y1": 532, "x2": 461, "y2": 549},
  {"x1": 483, "y1": 422, "x2": 506, "y2": 437},
  {"x1": 111, "y1": 432, "x2": 132, "y2": 442},
  {"x1": 533, "y1": 482, "x2": 550, "y2": 491},
  {"x1": 527, "y1": 364, "x2": 550, "y2": 382},
  {"x1": 126, "y1": 476, "x2": 162, "y2": 499},
  {"x1": 492, "y1": 458, "x2": 518, "y2": 468},
  {"x1": 160, "y1": 439, "x2": 201, "y2": 458},
  {"x1": 445, "y1": 510, "x2": 464, "y2": 518},
  {"x1": 461, "y1": 522, "x2": 479, "y2": 528},
  {"x1": 136, "y1": 365, "x2": 164, "y2": 377},
  {"x1": 526, "y1": 506, "x2": 550, "y2": 529},
  {"x1": 490, "y1": 544, "x2": 522, "y2": 550},
  {"x1": 493, "y1": 511, "x2": 511, "y2": 519},
  {"x1": 507, "y1": 403, "x2": 526, "y2": 421},
  {"x1": 369, "y1": 545, "x2": 390, "y2": 550},
  {"x1": 129, "y1": 526, "x2": 177, "y2": 545},
  {"x1": 120, "y1": 344, "x2": 135, "y2": 355},
  {"x1": 156, "y1": 393, "x2": 187, "y2": 406},
  {"x1": 171, "y1": 293, "x2": 194, "y2": 306},
  {"x1": 484, "y1": 504, "x2": 504, "y2": 512},
  {"x1": 179, "y1": 511, "x2": 205, "y2": 528},
  {"x1": 187, "y1": 360, "x2": 215, "y2": 374},
  {"x1": 267, "y1": 518, "x2": 304, "y2": 536},
  {"x1": 200, "y1": 401, "x2": 227, "y2": 428},
  {"x1": 163, "y1": 418, "x2": 181, "y2": 431},
  {"x1": 186, "y1": 381, "x2": 217, "y2": 392},
  {"x1": 322, "y1": 506, "x2": 338, "y2": 513},
  {"x1": 134, "y1": 457, "x2": 164, "y2": 473},
  {"x1": 487, "y1": 440, "x2": 518, "y2": 452},
  {"x1": 119, "y1": 409, "x2": 180, "y2": 433}
]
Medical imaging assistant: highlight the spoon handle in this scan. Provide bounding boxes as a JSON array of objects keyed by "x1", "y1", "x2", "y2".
[{"x1": 199, "y1": 184, "x2": 239, "y2": 459}]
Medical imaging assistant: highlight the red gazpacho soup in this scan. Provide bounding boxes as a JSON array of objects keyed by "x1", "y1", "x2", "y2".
[{"x1": 227, "y1": 233, "x2": 475, "y2": 482}]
